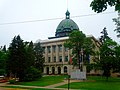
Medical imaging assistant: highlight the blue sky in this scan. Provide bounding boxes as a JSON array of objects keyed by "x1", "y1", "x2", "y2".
[{"x1": 0, "y1": 0, "x2": 119, "y2": 47}]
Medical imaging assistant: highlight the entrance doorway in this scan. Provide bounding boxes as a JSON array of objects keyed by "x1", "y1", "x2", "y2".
[
  {"x1": 58, "y1": 67, "x2": 61, "y2": 74},
  {"x1": 52, "y1": 67, "x2": 55, "y2": 74},
  {"x1": 64, "y1": 66, "x2": 67, "y2": 73},
  {"x1": 46, "y1": 67, "x2": 49, "y2": 75}
]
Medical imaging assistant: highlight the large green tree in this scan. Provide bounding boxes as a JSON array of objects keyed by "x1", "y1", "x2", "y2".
[
  {"x1": 34, "y1": 42, "x2": 44, "y2": 72},
  {"x1": 99, "y1": 39, "x2": 117, "y2": 80},
  {"x1": 90, "y1": 0, "x2": 120, "y2": 13},
  {"x1": 7, "y1": 35, "x2": 28, "y2": 81},
  {"x1": 64, "y1": 30, "x2": 94, "y2": 70}
]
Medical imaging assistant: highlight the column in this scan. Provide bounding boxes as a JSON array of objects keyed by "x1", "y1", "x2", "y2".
[
  {"x1": 61, "y1": 66, "x2": 64, "y2": 74},
  {"x1": 68, "y1": 49, "x2": 70, "y2": 62},
  {"x1": 43, "y1": 67, "x2": 46, "y2": 74},
  {"x1": 51, "y1": 45, "x2": 53, "y2": 62},
  {"x1": 62, "y1": 44, "x2": 65, "y2": 63},
  {"x1": 56, "y1": 45, "x2": 59, "y2": 62},
  {"x1": 45, "y1": 46, "x2": 48, "y2": 63}
]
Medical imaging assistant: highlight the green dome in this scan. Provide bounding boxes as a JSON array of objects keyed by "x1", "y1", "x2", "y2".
[{"x1": 55, "y1": 10, "x2": 79, "y2": 37}]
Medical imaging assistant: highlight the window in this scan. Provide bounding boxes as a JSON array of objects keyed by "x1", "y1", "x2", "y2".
[
  {"x1": 58, "y1": 45, "x2": 62, "y2": 52},
  {"x1": 64, "y1": 66, "x2": 67, "y2": 73},
  {"x1": 53, "y1": 46, "x2": 56, "y2": 52},
  {"x1": 59, "y1": 56, "x2": 62, "y2": 62},
  {"x1": 54, "y1": 56, "x2": 56, "y2": 62},
  {"x1": 48, "y1": 57, "x2": 50, "y2": 62},
  {"x1": 65, "y1": 47, "x2": 68, "y2": 52},
  {"x1": 65, "y1": 56, "x2": 68, "y2": 62},
  {"x1": 42, "y1": 47, "x2": 45, "y2": 53},
  {"x1": 47, "y1": 46, "x2": 51, "y2": 53}
]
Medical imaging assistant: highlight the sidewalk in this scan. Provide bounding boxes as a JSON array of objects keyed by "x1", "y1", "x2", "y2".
[{"x1": 0, "y1": 79, "x2": 81, "y2": 90}]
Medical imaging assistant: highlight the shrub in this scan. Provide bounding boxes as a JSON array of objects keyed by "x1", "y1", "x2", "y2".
[
  {"x1": 23, "y1": 67, "x2": 42, "y2": 81},
  {"x1": 9, "y1": 79, "x2": 16, "y2": 84}
]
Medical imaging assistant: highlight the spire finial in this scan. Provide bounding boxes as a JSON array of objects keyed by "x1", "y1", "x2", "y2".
[{"x1": 66, "y1": 10, "x2": 70, "y2": 19}]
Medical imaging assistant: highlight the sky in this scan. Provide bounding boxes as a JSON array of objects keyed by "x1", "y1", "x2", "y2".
[{"x1": 0, "y1": 0, "x2": 119, "y2": 47}]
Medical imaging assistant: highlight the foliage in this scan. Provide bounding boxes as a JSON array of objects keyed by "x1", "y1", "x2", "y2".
[
  {"x1": 34, "y1": 42, "x2": 44, "y2": 72},
  {"x1": 23, "y1": 67, "x2": 41, "y2": 81},
  {"x1": 97, "y1": 39, "x2": 118, "y2": 80},
  {"x1": 99, "y1": 27, "x2": 110, "y2": 44},
  {"x1": 9, "y1": 79, "x2": 16, "y2": 84},
  {"x1": 25, "y1": 41, "x2": 35, "y2": 68},
  {"x1": 6, "y1": 35, "x2": 27, "y2": 81},
  {"x1": 90, "y1": 0, "x2": 120, "y2": 13},
  {"x1": 113, "y1": 13, "x2": 120, "y2": 38},
  {"x1": 0, "y1": 46, "x2": 7, "y2": 75},
  {"x1": 64, "y1": 30, "x2": 94, "y2": 70},
  {"x1": 6, "y1": 35, "x2": 43, "y2": 81},
  {"x1": 114, "y1": 45, "x2": 120, "y2": 72}
]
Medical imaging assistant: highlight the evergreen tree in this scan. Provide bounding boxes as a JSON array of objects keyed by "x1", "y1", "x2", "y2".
[
  {"x1": 99, "y1": 27, "x2": 110, "y2": 44},
  {"x1": 0, "y1": 46, "x2": 7, "y2": 76},
  {"x1": 34, "y1": 42, "x2": 44, "y2": 72},
  {"x1": 7, "y1": 35, "x2": 27, "y2": 81},
  {"x1": 25, "y1": 41, "x2": 35, "y2": 67},
  {"x1": 99, "y1": 39, "x2": 117, "y2": 80}
]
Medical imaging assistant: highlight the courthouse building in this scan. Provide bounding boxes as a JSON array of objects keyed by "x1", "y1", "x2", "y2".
[{"x1": 36, "y1": 10, "x2": 100, "y2": 75}]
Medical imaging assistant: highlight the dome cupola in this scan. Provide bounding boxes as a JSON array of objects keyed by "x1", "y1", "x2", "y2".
[{"x1": 55, "y1": 10, "x2": 79, "y2": 37}]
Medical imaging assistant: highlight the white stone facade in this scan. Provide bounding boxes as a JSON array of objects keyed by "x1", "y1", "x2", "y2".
[
  {"x1": 39, "y1": 36, "x2": 100, "y2": 75},
  {"x1": 41, "y1": 37, "x2": 72, "y2": 75}
]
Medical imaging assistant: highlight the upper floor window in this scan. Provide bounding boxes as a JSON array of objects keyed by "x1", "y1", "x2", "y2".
[
  {"x1": 54, "y1": 56, "x2": 56, "y2": 62},
  {"x1": 53, "y1": 45, "x2": 56, "y2": 53},
  {"x1": 42, "y1": 47, "x2": 45, "y2": 53},
  {"x1": 65, "y1": 47, "x2": 68, "y2": 52},
  {"x1": 58, "y1": 45, "x2": 62, "y2": 52},
  {"x1": 65, "y1": 56, "x2": 68, "y2": 62},
  {"x1": 59, "y1": 56, "x2": 62, "y2": 62},
  {"x1": 48, "y1": 56, "x2": 50, "y2": 62},
  {"x1": 47, "y1": 46, "x2": 51, "y2": 53}
]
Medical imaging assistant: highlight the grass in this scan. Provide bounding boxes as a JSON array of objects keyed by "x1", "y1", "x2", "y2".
[
  {"x1": 16, "y1": 75, "x2": 67, "y2": 87},
  {"x1": 57, "y1": 76, "x2": 120, "y2": 90},
  {"x1": 4, "y1": 75, "x2": 120, "y2": 90}
]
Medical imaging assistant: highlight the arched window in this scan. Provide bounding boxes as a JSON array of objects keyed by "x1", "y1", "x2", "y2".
[
  {"x1": 64, "y1": 66, "x2": 67, "y2": 73},
  {"x1": 46, "y1": 67, "x2": 49, "y2": 75},
  {"x1": 58, "y1": 67, "x2": 61, "y2": 74},
  {"x1": 52, "y1": 67, "x2": 55, "y2": 74}
]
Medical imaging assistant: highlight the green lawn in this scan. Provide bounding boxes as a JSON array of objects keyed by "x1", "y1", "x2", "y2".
[
  {"x1": 57, "y1": 76, "x2": 120, "y2": 90},
  {"x1": 17, "y1": 75, "x2": 67, "y2": 87},
  {"x1": 5, "y1": 75, "x2": 120, "y2": 90}
]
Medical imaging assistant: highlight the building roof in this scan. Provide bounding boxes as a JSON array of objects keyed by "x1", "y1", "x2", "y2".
[{"x1": 55, "y1": 10, "x2": 79, "y2": 37}]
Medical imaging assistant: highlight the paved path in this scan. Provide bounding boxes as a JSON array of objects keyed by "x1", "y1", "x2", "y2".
[{"x1": 0, "y1": 79, "x2": 81, "y2": 90}]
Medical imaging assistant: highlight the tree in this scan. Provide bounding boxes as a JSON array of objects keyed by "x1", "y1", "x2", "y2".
[
  {"x1": 90, "y1": 0, "x2": 120, "y2": 13},
  {"x1": 0, "y1": 46, "x2": 7, "y2": 76},
  {"x1": 64, "y1": 30, "x2": 94, "y2": 70},
  {"x1": 113, "y1": 13, "x2": 120, "y2": 38},
  {"x1": 7, "y1": 35, "x2": 31, "y2": 81},
  {"x1": 100, "y1": 39, "x2": 117, "y2": 80},
  {"x1": 114, "y1": 45, "x2": 120, "y2": 72},
  {"x1": 34, "y1": 42, "x2": 44, "y2": 72},
  {"x1": 25, "y1": 41, "x2": 35, "y2": 67},
  {"x1": 7, "y1": 35, "x2": 44, "y2": 81},
  {"x1": 99, "y1": 27, "x2": 110, "y2": 44}
]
